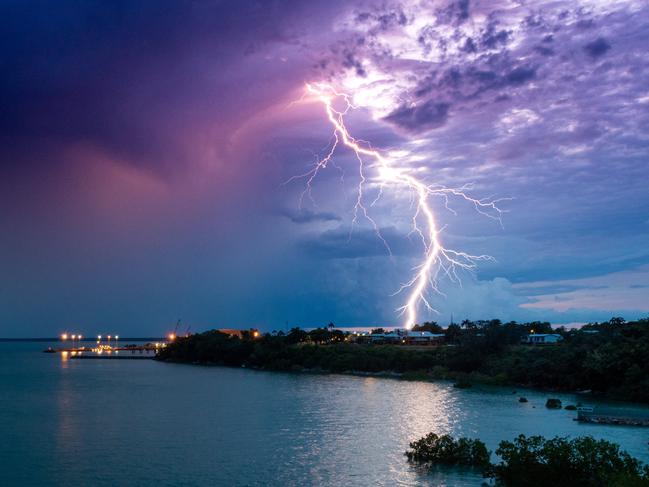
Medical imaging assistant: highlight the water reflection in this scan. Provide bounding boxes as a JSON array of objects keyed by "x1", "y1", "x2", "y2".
[
  {"x1": 1, "y1": 343, "x2": 649, "y2": 487},
  {"x1": 54, "y1": 349, "x2": 84, "y2": 485}
]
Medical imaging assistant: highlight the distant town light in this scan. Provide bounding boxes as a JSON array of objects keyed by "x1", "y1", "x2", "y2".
[
  {"x1": 61, "y1": 333, "x2": 68, "y2": 340},
  {"x1": 253, "y1": 331, "x2": 260, "y2": 338},
  {"x1": 168, "y1": 333, "x2": 176, "y2": 341}
]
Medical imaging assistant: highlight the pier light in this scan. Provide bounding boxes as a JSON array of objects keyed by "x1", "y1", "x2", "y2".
[{"x1": 61, "y1": 333, "x2": 68, "y2": 341}]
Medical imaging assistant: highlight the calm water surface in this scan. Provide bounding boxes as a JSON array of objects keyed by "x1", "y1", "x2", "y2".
[{"x1": 1, "y1": 341, "x2": 648, "y2": 486}]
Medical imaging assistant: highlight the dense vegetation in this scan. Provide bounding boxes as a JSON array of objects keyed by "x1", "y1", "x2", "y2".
[
  {"x1": 406, "y1": 433, "x2": 649, "y2": 486},
  {"x1": 405, "y1": 432, "x2": 490, "y2": 468},
  {"x1": 156, "y1": 317, "x2": 649, "y2": 403}
]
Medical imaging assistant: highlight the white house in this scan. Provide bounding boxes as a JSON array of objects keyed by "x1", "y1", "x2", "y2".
[{"x1": 523, "y1": 333, "x2": 563, "y2": 344}]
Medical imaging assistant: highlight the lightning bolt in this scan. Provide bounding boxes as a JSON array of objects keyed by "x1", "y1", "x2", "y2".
[{"x1": 291, "y1": 82, "x2": 506, "y2": 329}]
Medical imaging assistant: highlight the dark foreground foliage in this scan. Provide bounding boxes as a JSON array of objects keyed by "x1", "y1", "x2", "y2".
[
  {"x1": 406, "y1": 433, "x2": 649, "y2": 487},
  {"x1": 156, "y1": 317, "x2": 649, "y2": 403},
  {"x1": 492, "y1": 435, "x2": 649, "y2": 487}
]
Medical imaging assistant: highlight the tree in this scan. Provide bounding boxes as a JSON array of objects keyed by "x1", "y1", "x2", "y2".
[
  {"x1": 412, "y1": 322, "x2": 444, "y2": 333},
  {"x1": 445, "y1": 323, "x2": 462, "y2": 343},
  {"x1": 308, "y1": 327, "x2": 332, "y2": 344},
  {"x1": 461, "y1": 319, "x2": 476, "y2": 330},
  {"x1": 405, "y1": 433, "x2": 490, "y2": 469},
  {"x1": 490, "y1": 435, "x2": 649, "y2": 487},
  {"x1": 407, "y1": 433, "x2": 649, "y2": 487},
  {"x1": 286, "y1": 327, "x2": 308, "y2": 344}
]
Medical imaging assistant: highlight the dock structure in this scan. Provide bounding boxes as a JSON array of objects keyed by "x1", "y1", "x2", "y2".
[
  {"x1": 577, "y1": 407, "x2": 649, "y2": 427},
  {"x1": 70, "y1": 351, "x2": 155, "y2": 359}
]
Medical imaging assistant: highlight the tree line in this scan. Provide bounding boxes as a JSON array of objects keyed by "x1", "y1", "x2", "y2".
[{"x1": 156, "y1": 317, "x2": 649, "y2": 403}]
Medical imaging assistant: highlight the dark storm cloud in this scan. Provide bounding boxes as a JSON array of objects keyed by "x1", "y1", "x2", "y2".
[
  {"x1": 513, "y1": 284, "x2": 609, "y2": 297},
  {"x1": 0, "y1": 0, "x2": 343, "y2": 175},
  {"x1": 299, "y1": 226, "x2": 418, "y2": 259},
  {"x1": 479, "y1": 19, "x2": 511, "y2": 49},
  {"x1": 383, "y1": 101, "x2": 450, "y2": 133},
  {"x1": 3, "y1": 0, "x2": 649, "y2": 334},
  {"x1": 505, "y1": 66, "x2": 537, "y2": 85},
  {"x1": 435, "y1": 0, "x2": 470, "y2": 25},
  {"x1": 584, "y1": 37, "x2": 611, "y2": 58},
  {"x1": 354, "y1": 5, "x2": 408, "y2": 29},
  {"x1": 280, "y1": 208, "x2": 341, "y2": 224}
]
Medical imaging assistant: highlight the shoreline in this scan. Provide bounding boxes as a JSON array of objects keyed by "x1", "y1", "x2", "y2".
[
  {"x1": 155, "y1": 319, "x2": 649, "y2": 406},
  {"x1": 156, "y1": 357, "x2": 648, "y2": 408}
]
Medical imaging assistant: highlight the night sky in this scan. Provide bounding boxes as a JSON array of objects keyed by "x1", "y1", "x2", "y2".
[{"x1": 2, "y1": 0, "x2": 649, "y2": 337}]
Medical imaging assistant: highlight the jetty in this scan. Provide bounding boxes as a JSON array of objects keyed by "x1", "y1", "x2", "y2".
[
  {"x1": 577, "y1": 406, "x2": 649, "y2": 427},
  {"x1": 44, "y1": 344, "x2": 164, "y2": 359}
]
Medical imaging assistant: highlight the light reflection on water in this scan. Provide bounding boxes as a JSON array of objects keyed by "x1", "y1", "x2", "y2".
[{"x1": 1, "y1": 341, "x2": 648, "y2": 486}]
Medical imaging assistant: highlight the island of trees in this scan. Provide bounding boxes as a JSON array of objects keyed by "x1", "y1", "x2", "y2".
[
  {"x1": 405, "y1": 432, "x2": 649, "y2": 486},
  {"x1": 156, "y1": 317, "x2": 649, "y2": 403}
]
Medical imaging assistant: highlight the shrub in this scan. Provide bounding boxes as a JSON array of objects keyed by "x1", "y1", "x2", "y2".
[
  {"x1": 490, "y1": 435, "x2": 649, "y2": 487},
  {"x1": 407, "y1": 433, "x2": 649, "y2": 486},
  {"x1": 405, "y1": 433, "x2": 490, "y2": 469},
  {"x1": 545, "y1": 398, "x2": 562, "y2": 409}
]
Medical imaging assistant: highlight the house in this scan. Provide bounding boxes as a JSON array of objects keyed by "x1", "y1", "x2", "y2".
[{"x1": 523, "y1": 333, "x2": 563, "y2": 344}]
